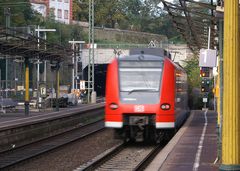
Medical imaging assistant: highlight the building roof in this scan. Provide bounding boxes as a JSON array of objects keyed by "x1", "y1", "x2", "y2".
[
  {"x1": 0, "y1": 26, "x2": 72, "y2": 63},
  {"x1": 160, "y1": 0, "x2": 220, "y2": 53}
]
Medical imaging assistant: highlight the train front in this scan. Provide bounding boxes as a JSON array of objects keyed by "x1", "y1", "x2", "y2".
[{"x1": 105, "y1": 51, "x2": 175, "y2": 142}]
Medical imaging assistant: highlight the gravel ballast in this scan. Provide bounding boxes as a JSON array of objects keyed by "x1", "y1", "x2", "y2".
[{"x1": 9, "y1": 129, "x2": 121, "y2": 171}]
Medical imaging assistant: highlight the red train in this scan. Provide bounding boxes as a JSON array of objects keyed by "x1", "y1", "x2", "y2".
[{"x1": 105, "y1": 48, "x2": 189, "y2": 142}]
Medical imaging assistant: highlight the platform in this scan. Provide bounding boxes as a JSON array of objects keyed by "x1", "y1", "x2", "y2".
[
  {"x1": 0, "y1": 103, "x2": 104, "y2": 129},
  {"x1": 146, "y1": 110, "x2": 219, "y2": 171}
]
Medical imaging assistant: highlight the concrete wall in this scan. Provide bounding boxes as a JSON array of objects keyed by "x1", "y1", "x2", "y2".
[
  {"x1": 81, "y1": 44, "x2": 193, "y2": 69},
  {"x1": 82, "y1": 48, "x2": 129, "y2": 69},
  {"x1": 168, "y1": 44, "x2": 194, "y2": 66}
]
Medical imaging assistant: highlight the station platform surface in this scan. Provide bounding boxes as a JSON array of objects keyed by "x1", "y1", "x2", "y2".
[
  {"x1": 0, "y1": 102, "x2": 104, "y2": 129},
  {"x1": 146, "y1": 110, "x2": 219, "y2": 171}
]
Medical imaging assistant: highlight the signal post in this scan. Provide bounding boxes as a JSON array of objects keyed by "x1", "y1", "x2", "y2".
[
  {"x1": 220, "y1": 0, "x2": 240, "y2": 170},
  {"x1": 200, "y1": 67, "x2": 211, "y2": 108}
]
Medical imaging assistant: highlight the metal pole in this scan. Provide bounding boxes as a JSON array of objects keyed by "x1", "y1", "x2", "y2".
[
  {"x1": 24, "y1": 57, "x2": 29, "y2": 116},
  {"x1": 0, "y1": 69, "x2": 1, "y2": 96},
  {"x1": 72, "y1": 40, "x2": 75, "y2": 90},
  {"x1": 4, "y1": 7, "x2": 10, "y2": 98},
  {"x1": 35, "y1": 27, "x2": 56, "y2": 106},
  {"x1": 14, "y1": 60, "x2": 17, "y2": 95},
  {"x1": 80, "y1": 44, "x2": 84, "y2": 80},
  {"x1": 4, "y1": 7, "x2": 10, "y2": 34},
  {"x1": 55, "y1": 63, "x2": 60, "y2": 111},
  {"x1": 75, "y1": 44, "x2": 78, "y2": 90},
  {"x1": 68, "y1": 40, "x2": 85, "y2": 91},
  {"x1": 37, "y1": 25, "x2": 40, "y2": 83},
  {"x1": 92, "y1": 0, "x2": 95, "y2": 94},
  {"x1": 220, "y1": 0, "x2": 240, "y2": 170},
  {"x1": 44, "y1": 32, "x2": 47, "y2": 83},
  {"x1": 208, "y1": 26, "x2": 211, "y2": 49},
  {"x1": 88, "y1": 0, "x2": 95, "y2": 103},
  {"x1": 5, "y1": 58, "x2": 8, "y2": 98},
  {"x1": 37, "y1": 25, "x2": 40, "y2": 109},
  {"x1": 207, "y1": 26, "x2": 215, "y2": 111},
  {"x1": 88, "y1": 0, "x2": 92, "y2": 103}
]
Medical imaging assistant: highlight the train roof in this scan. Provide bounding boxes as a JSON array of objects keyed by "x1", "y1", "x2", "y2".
[
  {"x1": 117, "y1": 48, "x2": 172, "y2": 61},
  {"x1": 129, "y1": 48, "x2": 171, "y2": 59},
  {"x1": 118, "y1": 54, "x2": 164, "y2": 61}
]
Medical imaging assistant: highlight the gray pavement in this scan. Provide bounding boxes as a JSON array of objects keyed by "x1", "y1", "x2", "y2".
[
  {"x1": 0, "y1": 103, "x2": 103, "y2": 123},
  {"x1": 146, "y1": 110, "x2": 219, "y2": 171}
]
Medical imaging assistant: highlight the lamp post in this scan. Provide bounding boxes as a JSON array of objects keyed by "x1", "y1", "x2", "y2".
[
  {"x1": 35, "y1": 26, "x2": 56, "y2": 108},
  {"x1": 4, "y1": 7, "x2": 10, "y2": 98},
  {"x1": 35, "y1": 27, "x2": 56, "y2": 82},
  {"x1": 68, "y1": 40, "x2": 85, "y2": 91}
]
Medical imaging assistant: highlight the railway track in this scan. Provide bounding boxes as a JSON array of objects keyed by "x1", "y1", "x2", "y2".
[
  {"x1": 78, "y1": 142, "x2": 163, "y2": 171},
  {"x1": 0, "y1": 119, "x2": 105, "y2": 170},
  {"x1": 0, "y1": 103, "x2": 105, "y2": 154}
]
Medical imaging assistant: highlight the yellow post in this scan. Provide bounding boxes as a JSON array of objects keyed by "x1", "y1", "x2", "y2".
[
  {"x1": 215, "y1": 74, "x2": 220, "y2": 126},
  {"x1": 24, "y1": 57, "x2": 29, "y2": 116},
  {"x1": 220, "y1": 0, "x2": 240, "y2": 170}
]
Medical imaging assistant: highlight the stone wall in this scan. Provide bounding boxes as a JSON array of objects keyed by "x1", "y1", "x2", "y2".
[{"x1": 82, "y1": 26, "x2": 168, "y2": 44}]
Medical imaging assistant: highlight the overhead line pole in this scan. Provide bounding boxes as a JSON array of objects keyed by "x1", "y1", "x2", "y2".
[{"x1": 87, "y1": 0, "x2": 96, "y2": 103}]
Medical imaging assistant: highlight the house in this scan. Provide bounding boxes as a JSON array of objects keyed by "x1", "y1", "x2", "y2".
[{"x1": 30, "y1": 0, "x2": 72, "y2": 24}]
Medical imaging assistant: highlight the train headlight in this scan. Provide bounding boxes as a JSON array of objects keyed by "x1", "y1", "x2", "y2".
[
  {"x1": 109, "y1": 103, "x2": 118, "y2": 110},
  {"x1": 161, "y1": 103, "x2": 171, "y2": 110}
]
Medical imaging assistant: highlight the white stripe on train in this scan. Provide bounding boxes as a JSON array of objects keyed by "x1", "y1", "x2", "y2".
[
  {"x1": 156, "y1": 122, "x2": 175, "y2": 128},
  {"x1": 105, "y1": 122, "x2": 123, "y2": 128},
  {"x1": 105, "y1": 121, "x2": 175, "y2": 128}
]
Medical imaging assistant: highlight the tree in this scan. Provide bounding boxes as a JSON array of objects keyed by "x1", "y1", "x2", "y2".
[
  {"x1": 183, "y1": 56, "x2": 201, "y2": 90},
  {"x1": 183, "y1": 56, "x2": 203, "y2": 109},
  {"x1": 0, "y1": 0, "x2": 40, "y2": 26},
  {"x1": 95, "y1": 0, "x2": 125, "y2": 28},
  {"x1": 72, "y1": 0, "x2": 183, "y2": 42}
]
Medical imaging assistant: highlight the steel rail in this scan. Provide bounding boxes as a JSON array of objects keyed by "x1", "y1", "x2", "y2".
[
  {"x1": 0, "y1": 119, "x2": 105, "y2": 170},
  {"x1": 133, "y1": 145, "x2": 163, "y2": 171},
  {"x1": 78, "y1": 143, "x2": 164, "y2": 171},
  {"x1": 79, "y1": 143, "x2": 126, "y2": 171}
]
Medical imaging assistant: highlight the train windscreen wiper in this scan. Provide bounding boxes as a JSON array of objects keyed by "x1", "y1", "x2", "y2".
[{"x1": 128, "y1": 88, "x2": 157, "y2": 95}]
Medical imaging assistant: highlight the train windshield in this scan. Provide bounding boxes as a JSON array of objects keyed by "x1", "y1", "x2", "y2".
[{"x1": 119, "y1": 61, "x2": 163, "y2": 92}]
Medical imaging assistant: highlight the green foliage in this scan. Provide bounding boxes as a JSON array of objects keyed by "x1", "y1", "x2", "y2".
[
  {"x1": 41, "y1": 20, "x2": 87, "y2": 46},
  {"x1": 183, "y1": 56, "x2": 201, "y2": 90},
  {"x1": 95, "y1": 0, "x2": 125, "y2": 28},
  {"x1": 73, "y1": 0, "x2": 183, "y2": 42},
  {"x1": 0, "y1": 0, "x2": 41, "y2": 26},
  {"x1": 169, "y1": 35, "x2": 185, "y2": 44},
  {"x1": 183, "y1": 56, "x2": 204, "y2": 109},
  {"x1": 0, "y1": 0, "x2": 183, "y2": 44}
]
